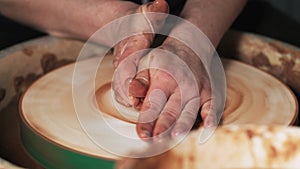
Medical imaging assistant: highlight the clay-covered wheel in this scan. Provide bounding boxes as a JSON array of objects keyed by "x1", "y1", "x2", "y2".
[{"x1": 20, "y1": 54, "x2": 297, "y2": 169}]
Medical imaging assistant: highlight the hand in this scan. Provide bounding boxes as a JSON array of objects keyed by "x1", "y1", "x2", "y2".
[
  {"x1": 129, "y1": 38, "x2": 218, "y2": 140},
  {"x1": 112, "y1": 0, "x2": 169, "y2": 106}
]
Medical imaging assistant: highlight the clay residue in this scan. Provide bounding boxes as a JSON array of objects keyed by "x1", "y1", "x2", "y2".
[
  {"x1": 41, "y1": 52, "x2": 74, "y2": 73},
  {"x1": 280, "y1": 136, "x2": 300, "y2": 162},
  {"x1": 263, "y1": 134, "x2": 300, "y2": 165},
  {"x1": 22, "y1": 47, "x2": 34, "y2": 56},
  {"x1": 253, "y1": 41, "x2": 300, "y2": 95},
  {"x1": 219, "y1": 31, "x2": 300, "y2": 96},
  {"x1": 95, "y1": 82, "x2": 135, "y2": 123},
  {"x1": 252, "y1": 52, "x2": 271, "y2": 67},
  {"x1": 268, "y1": 41, "x2": 295, "y2": 55},
  {"x1": 240, "y1": 126, "x2": 300, "y2": 166},
  {"x1": 13, "y1": 52, "x2": 75, "y2": 94},
  {"x1": 245, "y1": 129, "x2": 254, "y2": 139},
  {"x1": 14, "y1": 73, "x2": 41, "y2": 94}
]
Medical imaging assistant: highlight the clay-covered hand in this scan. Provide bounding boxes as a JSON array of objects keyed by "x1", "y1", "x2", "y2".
[
  {"x1": 112, "y1": 0, "x2": 169, "y2": 106},
  {"x1": 129, "y1": 38, "x2": 218, "y2": 140}
]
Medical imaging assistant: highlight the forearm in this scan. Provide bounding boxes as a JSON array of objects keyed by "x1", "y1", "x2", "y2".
[
  {"x1": 0, "y1": 0, "x2": 137, "y2": 41},
  {"x1": 161, "y1": 0, "x2": 246, "y2": 74},
  {"x1": 180, "y1": 0, "x2": 247, "y2": 47}
]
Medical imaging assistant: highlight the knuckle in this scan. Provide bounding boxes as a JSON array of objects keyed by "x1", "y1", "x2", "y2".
[
  {"x1": 162, "y1": 108, "x2": 179, "y2": 123},
  {"x1": 154, "y1": 122, "x2": 170, "y2": 134}
]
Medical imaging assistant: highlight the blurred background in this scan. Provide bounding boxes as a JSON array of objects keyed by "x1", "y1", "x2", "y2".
[{"x1": 232, "y1": 0, "x2": 300, "y2": 48}]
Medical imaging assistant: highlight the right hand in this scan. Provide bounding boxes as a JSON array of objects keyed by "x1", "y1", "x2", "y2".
[{"x1": 128, "y1": 38, "x2": 216, "y2": 140}]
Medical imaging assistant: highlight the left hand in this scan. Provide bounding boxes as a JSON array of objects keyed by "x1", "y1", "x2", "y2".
[{"x1": 111, "y1": 0, "x2": 169, "y2": 106}]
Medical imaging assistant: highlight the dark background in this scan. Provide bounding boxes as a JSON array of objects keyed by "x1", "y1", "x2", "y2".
[{"x1": 0, "y1": 0, "x2": 300, "y2": 50}]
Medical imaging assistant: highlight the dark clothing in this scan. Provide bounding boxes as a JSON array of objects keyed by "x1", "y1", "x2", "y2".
[{"x1": 0, "y1": 16, "x2": 44, "y2": 50}]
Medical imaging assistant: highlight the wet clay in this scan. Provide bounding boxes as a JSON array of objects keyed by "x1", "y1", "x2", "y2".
[
  {"x1": 94, "y1": 59, "x2": 297, "y2": 126},
  {"x1": 95, "y1": 82, "x2": 138, "y2": 124}
]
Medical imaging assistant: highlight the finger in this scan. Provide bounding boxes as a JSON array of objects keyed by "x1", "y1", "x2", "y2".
[
  {"x1": 137, "y1": 0, "x2": 169, "y2": 30},
  {"x1": 129, "y1": 70, "x2": 150, "y2": 110},
  {"x1": 132, "y1": 97, "x2": 141, "y2": 109},
  {"x1": 112, "y1": 79, "x2": 132, "y2": 107},
  {"x1": 170, "y1": 97, "x2": 200, "y2": 138},
  {"x1": 201, "y1": 99, "x2": 218, "y2": 128},
  {"x1": 140, "y1": 0, "x2": 169, "y2": 14},
  {"x1": 139, "y1": 0, "x2": 169, "y2": 31},
  {"x1": 136, "y1": 89, "x2": 167, "y2": 139},
  {"x1": 129, "y1": 70, "x2": 150, "y2": 98},
  {"x1": 152, "y1": 90, "x2": 182, "y2": 137},
  {"x1": 198, "y1": 81, "x2": 218, "y2": 128},
  {"x1": 112, "y1": 54, "x2": 140, "y2": 106},
  {"x1": 135, "y1": 69, "x2": 178, "y2": 139},
  {"x1": 197, "y1": 98, "x2": 220, "y2": 144},
  {"x1": 113, "y1": 36, "x2": 151, "y2": 67}
]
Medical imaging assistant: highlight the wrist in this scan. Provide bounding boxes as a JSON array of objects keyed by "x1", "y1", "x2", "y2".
[
  {"x1": 179, "y1": 0, "x2": 247, "y2": 47},
  {"x1": 164, "y1": 20, "x2": 215, "y2": 66}
]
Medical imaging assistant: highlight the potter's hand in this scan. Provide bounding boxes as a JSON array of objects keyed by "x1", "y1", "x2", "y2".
[
  {"x1": 112, "y1": 0, "x2": 168, "y2": 106},
  {"x1": 129, "y1": 38, "x2": 217, "y2": 140}
]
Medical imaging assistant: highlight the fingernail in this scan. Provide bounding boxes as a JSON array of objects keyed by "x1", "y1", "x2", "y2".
[
  {"x1": 135, "y1": 76, "x2": 150, "y2": 86},
  {"x1": 171, "y1": 129, "x2": 189, "y2": 139},
  {"x1": 153, "y1": 133, "x2": 166, "y2": 143},
  {"x1": 172, "y1": 130, "x2": 184, "y2": 137},
  {"x1": 153, "y1": 0, "x2": 159, "y2": 7},
  {"x1": 113, "y1": 59, "x2": 118, "y2": 67},
  {"x1": 120, "y1": 42, "x2": 129, "y2": 56},
  {"x1": 140, "y1": 130, "x2": 151, "y2": 138},
  {"x1": 204, "y1": 120, "x2": 217, "y2": 128}
]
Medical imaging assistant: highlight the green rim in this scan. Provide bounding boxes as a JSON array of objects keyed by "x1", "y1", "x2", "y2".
[{"x1": 20, "y1": 120, "x2": 116, "y2": 169}]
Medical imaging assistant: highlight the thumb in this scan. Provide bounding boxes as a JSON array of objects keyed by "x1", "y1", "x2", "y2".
[{"x1": 129, "y1": 70, "x2": 150, "y2": 109}]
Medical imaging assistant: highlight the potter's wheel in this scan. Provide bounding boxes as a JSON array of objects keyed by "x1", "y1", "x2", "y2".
[{"x1": 20, "y1": 53, "x2": 297, "y2": 168}]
